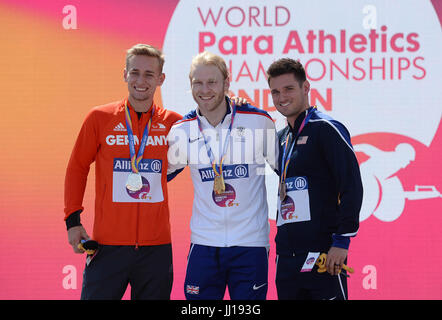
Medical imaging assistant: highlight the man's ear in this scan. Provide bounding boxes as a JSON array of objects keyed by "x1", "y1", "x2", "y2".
[
  {"x1": 158, "y1": 73, "x2": 166, "y2": 86},
  {"x1": 224, "y1": 76, "x2": 230, "y2": 93},
  {"x1": 303, "y1": 80, "x2": 310, "y2": 95},
  {"x1": 123, "y1": 68, "x2": 128, "y2": 82}
]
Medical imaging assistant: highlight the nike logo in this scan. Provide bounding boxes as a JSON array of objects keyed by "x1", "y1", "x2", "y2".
[
  {"x1": 253, "y1": 283, "x2": 267, "y2": 290},
  {"x1": 189, "y1": 136, "x2": 202, "y2": 143}
]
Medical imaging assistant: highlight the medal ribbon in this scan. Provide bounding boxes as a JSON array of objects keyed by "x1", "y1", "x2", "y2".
[
  {"x1": 281, "y1": 106, "x2": 316, "y2": 184},
  {"x1": 197, "y1": 98, "x2": 237, "y2": 178},
  {"x1": 124, "y1": 100, "x2": 154, "y2": 174}
]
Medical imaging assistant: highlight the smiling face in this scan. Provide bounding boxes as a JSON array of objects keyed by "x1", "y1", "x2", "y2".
[
  {"x1": 190, "y1": 63, "x2": 229, "y2": 116},
  {"x1": 124, "y1": 55, "x2": 165, "y2": 111},
  {"x1": 269, "y1": 73, "x2": 310, "y2": 126}
]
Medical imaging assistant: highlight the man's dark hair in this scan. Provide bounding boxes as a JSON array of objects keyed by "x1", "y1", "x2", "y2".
[{"x1": 266, "y1": 58, "x2": 306, "y2": 87}]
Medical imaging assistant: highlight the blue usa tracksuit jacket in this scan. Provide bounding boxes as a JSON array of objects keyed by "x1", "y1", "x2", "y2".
[{"x1": 276, "y1": 106, "x2": 363, "y2": 256}]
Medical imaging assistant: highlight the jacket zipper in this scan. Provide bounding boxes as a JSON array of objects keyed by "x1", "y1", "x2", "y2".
[
  {"x1": 224, "y1": 207, "x2": 228, "y2": 247},
  {"x1": 135, "y1": 108, "x2": 142, "y2": 250},
  {"x1": 135, "y1": 203, "x2": 139, "y2": 250}
]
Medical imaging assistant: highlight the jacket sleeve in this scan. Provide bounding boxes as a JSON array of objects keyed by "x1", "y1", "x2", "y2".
[
  {"x1": 263, "y1": 116, "x2": 279, "y2": 172},
  {"x1": 166, "y1": 124, "x2": 188, "y2": 177},
  {"x1": 319, "y1": 120, "x2": 363, "y2": 245},
  {"x1": 64, "y1": 109, "x2": 100, "y2": 220}
]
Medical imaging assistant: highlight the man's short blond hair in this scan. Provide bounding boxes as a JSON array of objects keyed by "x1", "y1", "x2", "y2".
[
  {"x1": 126, "y1": 44, "x2": 165, "y2": 72},
  {"x1": 189, "y1": 51, "x2": 229, "y2": 80}
]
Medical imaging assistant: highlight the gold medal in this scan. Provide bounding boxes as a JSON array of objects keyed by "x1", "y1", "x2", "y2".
[
  {"x1": 213, "y1": 175, "x2": 225, "y2": 195},
  {"x1": 279, "y1": 181, "x2": 287, "y2": 201}
]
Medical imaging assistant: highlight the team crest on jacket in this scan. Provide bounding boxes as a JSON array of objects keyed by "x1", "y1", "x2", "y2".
[{"x1": 186, "y1": 285, "x2": 199, "y2": 295}]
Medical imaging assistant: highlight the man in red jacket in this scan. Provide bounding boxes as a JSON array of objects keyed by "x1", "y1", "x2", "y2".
[{"x1": 64, "y1": 44, "x2": 182, "y2": 299}]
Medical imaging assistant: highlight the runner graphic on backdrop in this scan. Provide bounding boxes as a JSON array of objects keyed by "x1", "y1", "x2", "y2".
[{"x1": 355, "y1": 143, "x2": 441, "y2": 222}]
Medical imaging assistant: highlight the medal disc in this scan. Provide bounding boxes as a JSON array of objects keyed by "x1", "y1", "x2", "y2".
[
  {"x1": 126, "y1": 172, "x2": 143, "y2": 192},
  {"x1": 279, "y1": 181, "x2": 287, "y2": 201},
  {"x1": 213, "y1": 175, "x2": 226, "y2": 195}
]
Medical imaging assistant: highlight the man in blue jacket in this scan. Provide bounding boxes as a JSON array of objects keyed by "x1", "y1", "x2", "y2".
[{"x1": 267, "y1": 58, "x2": 363, "y2": 300}]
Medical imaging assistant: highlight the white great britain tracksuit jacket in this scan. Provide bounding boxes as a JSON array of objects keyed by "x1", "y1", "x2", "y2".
[{"x1": 167, "y1": 99, "x2": 278, "y2": 248}]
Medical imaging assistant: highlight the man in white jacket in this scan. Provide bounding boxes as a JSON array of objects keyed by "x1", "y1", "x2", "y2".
[{"x1": 167, "y1": 51, "x2": 278, "y2": 300}]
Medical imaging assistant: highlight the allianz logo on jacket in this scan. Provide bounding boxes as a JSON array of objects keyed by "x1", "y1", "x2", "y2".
[
  {"x1": 106, "y1": 134, "x2": 167, "y2": 146},
  {"x1": 199, "y1": 164, "x2": 249, "y2": 182}
]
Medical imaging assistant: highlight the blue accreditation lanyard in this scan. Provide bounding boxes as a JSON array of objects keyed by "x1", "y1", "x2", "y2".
[
  {"x1": 124, "y1": 100, "x2": 154, "y2": 173},
  {"x1": 196, "y1": 98, "x2": 237, "y2": 177}
]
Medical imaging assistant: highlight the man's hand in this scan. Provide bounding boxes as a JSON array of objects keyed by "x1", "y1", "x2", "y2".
[
  {"x1": 67, "y1": 225, "x2": 90, "y2": 253},
  {"x1": 326, "y1": 246, "x2": 348, "y2": 276},
  {"x1": 230, "y1": 96, "x2": 249, "y2": 106}
]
